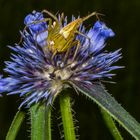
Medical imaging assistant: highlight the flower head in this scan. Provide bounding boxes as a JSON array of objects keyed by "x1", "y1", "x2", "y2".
[{"x1": 0, "y1": 11, "x2": 122, "y2": 108}]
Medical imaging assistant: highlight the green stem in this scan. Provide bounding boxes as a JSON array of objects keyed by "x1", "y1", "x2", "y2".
[
  {"x1": 59, "y1": 93, "x2": 76, "y2": 140},
  {"x1": 101, "y1": 108, "x2": 123, "y2": 140},
  {"x1": 6, "y1": 111, "x2": 25, "y2": 140},
  {"x1": 30, "y1": 103, "x2": 51, "y2": 140}
]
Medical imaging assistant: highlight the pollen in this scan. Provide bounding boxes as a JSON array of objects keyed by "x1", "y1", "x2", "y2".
[
  {"x1": 54, "y1": 68, "x2": 72, "y2": 80},
  {"x1": 51, "y1": 80, "x2": 63, "y2": 93},
  {"x1": 50, "y1": 68, "x2": 72, "y2": 94},
  {"x1": 43, "y1": 65, "x2": 54, "y2": 80}
]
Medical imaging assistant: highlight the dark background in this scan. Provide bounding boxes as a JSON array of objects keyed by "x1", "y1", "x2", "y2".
[{"x1": 0, "y1": 0, "x2": 140, "y2": 139}]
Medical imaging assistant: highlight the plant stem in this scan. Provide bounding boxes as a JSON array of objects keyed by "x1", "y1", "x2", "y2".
[
  {"x1": 6, "y1": 110, "x2": 25, "y2": 140},
  {"x1": 101, "y1": 108, "x2": 123, "y2": 140},
  {"x1": 59, "y1": 92, "x2": 76, "y2": 140},
  {"x1": 30, "y1": 103, "x2": 51, "y2": 140}
]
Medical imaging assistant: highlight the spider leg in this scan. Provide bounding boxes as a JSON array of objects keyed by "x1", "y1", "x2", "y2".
[
  {"x1": 34, "y1": 18, "x2": 53, "y2": 47},
  {"x1": 82, "y1": 11, "x2": 104, "y2": 22},
  {"x1": 51, "y1": 50, "x2": 57, "y2": 61},
  {"x1": 75, "y1": 30, "x2": 91, "y2": 44},
  {"x1": 41, "y1": 10, "x2": 58, "y2": 22},
  {"x1": 63, "y1": 47, "x2": 71, "y2": 64},
  {"x1": 71, "y1": 40, "x2": 81, "y2": 62},
  {"x1": 18, "y1": 18, "x2": 52, "y2": 45},
  {"x1": 75, "y1": 31, "x2": 92, "y2": 55}
]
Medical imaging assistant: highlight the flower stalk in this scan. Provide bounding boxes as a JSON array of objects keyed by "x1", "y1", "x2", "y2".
[
  {"x1": 59, "y1": 92, "x2": 76, "y2": 140},
  {"x1": 30, "y1": 103, "x2": 51, "y2": 140}
]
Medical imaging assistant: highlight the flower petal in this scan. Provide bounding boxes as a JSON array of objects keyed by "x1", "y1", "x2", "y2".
[
  {"x1": 24, "y1": 11, "x2": 48, "y2": 47},
  {"x1": 83, "y1": 21, "x2": 115, "y2": 54}
]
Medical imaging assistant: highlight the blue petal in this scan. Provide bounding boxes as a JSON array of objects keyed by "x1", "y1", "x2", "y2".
[
  {"x1": 83, "y1": 21, "x2": 115, "y2": 54},
  {"x1": 0, "y1": 77, "x2": 19, "y2": 93},
  {"x1": 24, "y1": 11, "x2": 48, "y2": 47},
  {"x1": 24, "y1": 11, "x2": 47, "y2": 34},
  {"x1": 94, "y1": 21, "x2": 115, "y2": 37}
]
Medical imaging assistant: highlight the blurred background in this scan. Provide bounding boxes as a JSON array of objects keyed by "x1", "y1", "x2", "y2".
[{"x1": 0, "y1": 0, "x2": 140, "y2": 139}]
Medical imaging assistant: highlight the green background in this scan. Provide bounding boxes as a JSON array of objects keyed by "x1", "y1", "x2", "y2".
[{"x1": 0, "y1": 0, "x2": 140, "y2": 139}]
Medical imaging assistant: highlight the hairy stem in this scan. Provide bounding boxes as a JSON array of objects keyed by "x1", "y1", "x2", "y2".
[
  {"x1": 59, "y1": 93, "x2": 76, "y2": 140},
  {"x1": 30, "y1": 103, "x2": 51, "y2": 140}
]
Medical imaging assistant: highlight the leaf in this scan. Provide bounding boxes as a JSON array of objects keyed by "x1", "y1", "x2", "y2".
[
  {"x1": 71, "y1": 81, "x2": 140, "y2": 140},
  {"x1": 6, "y1": 110, "x2": 25, "y2": 140},
  {"x1": 101, "y1": 108, "x2": 123, "y2": 140}
]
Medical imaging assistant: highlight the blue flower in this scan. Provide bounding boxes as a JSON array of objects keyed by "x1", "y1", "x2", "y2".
[
  {"x1": 0, "y1": 11, "x2": 122, "y2": 108},
  {"x1": 83, "y1": 21, "x2": 115, "y2": 54},
  {"x1": 24, "y1": 10, "x2": 48, "y2": 47},
  {"x1": 24, "y1": 10, "x2": 47, "y2": 35}
]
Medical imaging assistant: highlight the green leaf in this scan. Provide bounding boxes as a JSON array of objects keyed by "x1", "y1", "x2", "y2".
[
  {"x1": 71, "y1": 82, "x2": 140, "y2": 140},
  {"x1": 6, "y1": 110, "x2": 25, "y2": 140},
  {"x1": 30, "y1": 103, "x2": 51, "y2": 140},
  {"x1": 101, "y1": 108, "x2": 123, "y2": 140}
]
